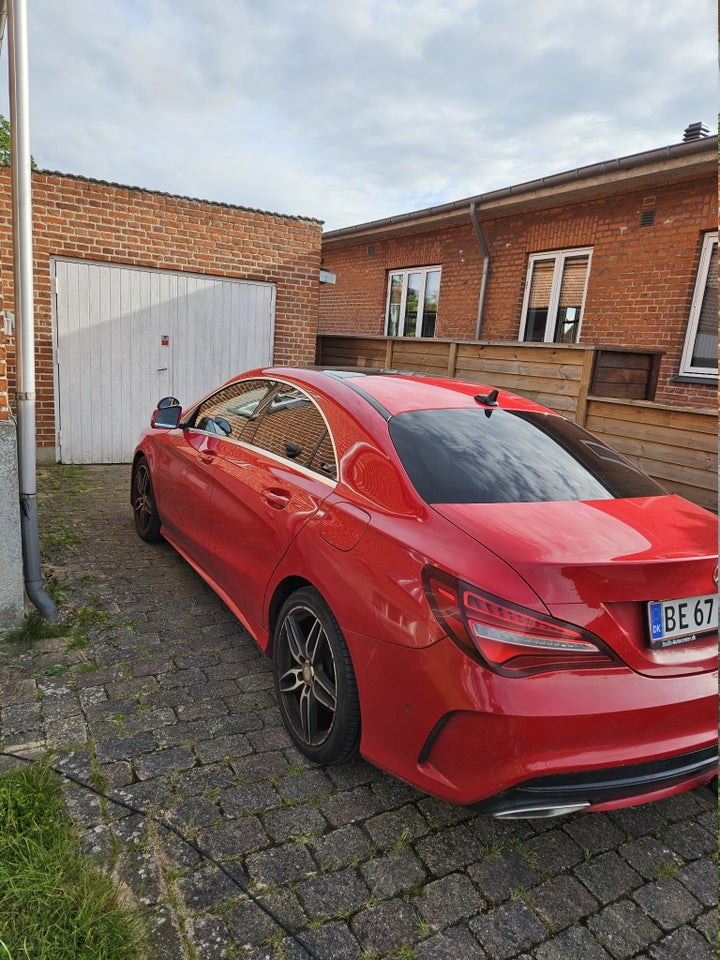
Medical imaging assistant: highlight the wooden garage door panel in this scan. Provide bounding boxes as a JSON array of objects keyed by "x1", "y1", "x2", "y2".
[{"x1": 54, "y1": 260, "x2": 275, "y2": 463}]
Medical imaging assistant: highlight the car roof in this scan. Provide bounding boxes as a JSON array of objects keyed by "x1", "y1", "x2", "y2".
[{"x1": 258, "y1": 367, "x2": 554, "y2": 418}]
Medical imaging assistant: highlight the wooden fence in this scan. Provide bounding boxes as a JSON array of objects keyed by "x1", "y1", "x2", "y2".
[{"x1": 317, "y1": 334, "x2": 717, "y2": 511}]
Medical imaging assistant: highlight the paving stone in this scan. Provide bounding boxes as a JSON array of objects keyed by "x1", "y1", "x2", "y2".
[
  {"x1": 609, "y1": 803, "x2": 667, "y2": 837},
  {"x1": 679, "y1": 858, "x2": 719, "y2": 907},
  {"x1": 467, "y1": 850, "x2": 539, "y2": 903},
  {"x1": 617, "y1": 836, "x2": 684, "y2": 880},
  {"x1": 523, "y1": 827, "x2": 584, "y2": 873},
  {"x1": 417, "y1": 871, "x2": 485, "y2": 926},
  {"x1": 246, "y1": 841, "x2": 317, "y2": 887},
  {"x1": 587, "y1": 900, "x2": 662, "y2": 959},
  {"x1": 530, "y1": 874, "x2": 598, "y2": 931},
  {"x1": 275, "y1": 768, "x2": 335, "y2": 804},
  {"x1": 197, "y1": 816, "x2": 270, "y2": 860},
  {"x1": 361, "y1": 848, "x2": 427, "y2": 898},
  {"x1": 633, "y1": 876, "x2": 702, "y2": 930},
  {"x1": 574, "y1": 850, "x2": 644, "y2": 902},
  {"x1": 193, "y1": 733, "x2": 252, "y2": 763},
  {"x1": 309, "y1": 824, "x2": 374, "y2": 870},
  {"x1": 134, "y1": 745, "x2": 195, "y2": 780},
  {"x1": 95, "y1": 732, "x2": 157, "y2": 762},
  {"x1": 563, "y1": 813, "x2": 625, "y2": 854},
  {"x1": 469, "y1": 898, "x2": 547, "y2": 960},
  {"x1": 414, "y1": 925, "x2": 488, "y2": 960},
  {"x1": 647, "y1": 925, "x2": 717, "y2": 960},
  {"x1": 262, "y1": 802, "x2": 327, "y2": 843},
  {"x1": 177, "y1": 863, "x2": 246, "y2": 911},
  {"x1": 165, "y1": 795, "x2": 220, "y2": 830},
  {"x1": 218, "y1": 780, "x2": 281, "y2": 817},
  {"x1": 350, "y1": 897, "x2": 420, "y2": 955},
  {"x1": 416, "y1": 822, "x2": 485, "y2": 876},
  {"x1": 273, "y1": 921, "x2": 363, "y2": 960},
  {"x1": 364, "y1": 804, "x2": 431, "y2": 849},
  {"x1": 663, "y1": 819, "x2": 716, "y2": 859},
  {"x1": 319, "y1": 784, "x2": 382, "y2": 827},
  {"x1": 187, "y1": 914, "x2": 231, "y2": 960},
  {"x1": 297, "y1": 866, "x2": 369, "y2": 920},
  {"x1": 534, "y1": 924, "x2": 613, "y2": 960},
  {"x1": 224, "y1": 889, "x2": 306, "y2": 949}
]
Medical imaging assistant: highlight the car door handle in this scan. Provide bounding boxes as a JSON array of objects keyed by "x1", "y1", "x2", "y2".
[
  {"x1": 199, "y1": 451, "x2": 216, "y2": 464},
  {"x1": 262, "y1": 487, "x2": 291, "y2": 509}
]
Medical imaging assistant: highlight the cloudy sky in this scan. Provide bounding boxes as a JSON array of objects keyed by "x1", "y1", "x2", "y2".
[{"x1": 0, "y1": 0, "x2": 716, "y2": 231}]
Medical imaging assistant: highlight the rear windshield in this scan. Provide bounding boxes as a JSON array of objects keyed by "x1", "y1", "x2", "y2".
[{"x1": 388, "y1": 408, "x2": 666, "y2": 504}]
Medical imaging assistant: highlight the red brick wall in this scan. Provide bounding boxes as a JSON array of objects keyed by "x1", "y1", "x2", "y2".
[
  {"x1": 319, "y1": 172, "x2": 716, "y2": 408},
  {"x1": 0, "y1": 168, "x2": 323, "y2": 448}
]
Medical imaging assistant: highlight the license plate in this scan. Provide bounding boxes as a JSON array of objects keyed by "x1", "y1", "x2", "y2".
[{"x1": 648, "y1": 593, "x2": 718, "y2": 648}]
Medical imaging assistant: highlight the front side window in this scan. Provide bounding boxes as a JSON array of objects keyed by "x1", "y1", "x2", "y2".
[
  {"x1": 190, "y1": 379, "x2": 274, "y2": 438},
  {"x1": 385, "y1": 267, "x2": 441, "y2": 338},
  {"x1": 679, "y1": 232, "x2": 717, "y2": 379},
  {"x1": 520, "y1": 249, "x2": 591, "y2": 344}
]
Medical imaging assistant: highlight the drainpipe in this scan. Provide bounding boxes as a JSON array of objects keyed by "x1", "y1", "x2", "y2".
[
  {"x1": 8, "y1": 0, "x2": 57, "y2": 619},
  {"x1": 469, "y1": 202, "x2": 490, "y2": 340}
]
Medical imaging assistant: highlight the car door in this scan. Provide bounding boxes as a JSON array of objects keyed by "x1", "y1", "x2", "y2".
[
  {"x1": 152, "y1": 378, "x2": 275, "y2": 570},
  {"x1": 207, "y1": 382, "x2": 338, "y2": 630}
]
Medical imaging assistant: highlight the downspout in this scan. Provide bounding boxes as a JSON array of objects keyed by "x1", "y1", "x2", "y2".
[
  {"x1": 8, "y1": 0, "x2": 57, "y2": 619},
  {"x1": 469, "y1": 202, "x2": 490, "y2": 340}
]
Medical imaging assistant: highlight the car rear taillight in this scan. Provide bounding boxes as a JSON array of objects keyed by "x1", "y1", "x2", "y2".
[{"x1": 422, "y1": 566, "x2": 619, "y2": 676}]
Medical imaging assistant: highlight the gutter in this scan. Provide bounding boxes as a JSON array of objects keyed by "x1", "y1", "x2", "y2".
[
  {"x1": 7, "y1": 0, "x2": 57, "y2": 620},
  {"x1": 469, "y1": 202, "x2": 490, "y2": 339}
]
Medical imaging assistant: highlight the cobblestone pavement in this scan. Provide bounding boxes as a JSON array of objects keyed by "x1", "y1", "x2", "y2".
[{"x1": 0, "y1": 464, "x2": 717, "y2": 960}]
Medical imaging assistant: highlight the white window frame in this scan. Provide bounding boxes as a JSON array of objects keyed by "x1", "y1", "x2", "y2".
[
  {"x1": 679, "y1": 232, "x2": 717, "y2": 380},
  {"x1": 384, "y1": 266, "x2": 441, "y2": 338},
  {"x1": 519, "y1": 247, "x2": 593, "y2": 343}
]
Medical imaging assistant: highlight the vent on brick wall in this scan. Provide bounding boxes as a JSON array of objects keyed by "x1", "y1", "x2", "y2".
[
  {"x1": 367, "y1": 245, "x2": 375, "y2": 258},
  {"x1": 639, "y1": 209, "x2": 656, "y2": 227}
]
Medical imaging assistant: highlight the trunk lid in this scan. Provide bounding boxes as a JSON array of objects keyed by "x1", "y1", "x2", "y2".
[{"x1": 434, "y1": 495, "x2": 717, "y2": 676}]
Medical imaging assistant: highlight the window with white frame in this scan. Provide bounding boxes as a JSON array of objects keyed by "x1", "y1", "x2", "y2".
[
  {"x1": 385, "y1": 267, "x2": 441, "y2": 338},
  {"x1": 679, "y1": 232, "x2": 717, "y2": 379},
  {"x1": 519, "y1": 249, "x2": 592, "y2": 344}
]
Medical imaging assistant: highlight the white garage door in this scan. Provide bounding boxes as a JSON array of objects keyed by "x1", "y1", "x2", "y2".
[{"x1": 53, "y1": 259, "x2": 275, "y2": 463}]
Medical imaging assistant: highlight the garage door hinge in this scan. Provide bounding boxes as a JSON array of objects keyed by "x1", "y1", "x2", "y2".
[{"x1": 53, "y1": 274, "x2": 59, "y2": 295}]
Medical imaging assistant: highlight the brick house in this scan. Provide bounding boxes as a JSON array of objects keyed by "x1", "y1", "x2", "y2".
[
  {"x1": 319, "y1": 134, "x2": 717, "y2": 409},
  {"x1": 0, "y1": 168, "x2": 323, "y2": 462}
]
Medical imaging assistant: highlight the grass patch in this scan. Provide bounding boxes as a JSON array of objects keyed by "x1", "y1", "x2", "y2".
[{"x1": 0, "y1": 763, "x2": 146, "y2": 959}]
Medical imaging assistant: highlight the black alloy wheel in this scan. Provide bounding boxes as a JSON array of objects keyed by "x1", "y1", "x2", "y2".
[
  {"x1": 273, "y1": 586, "x2": 360, "y2": 765},
  {"x1": 131, "y1": 457, "x2": 162, "y2": 543}
]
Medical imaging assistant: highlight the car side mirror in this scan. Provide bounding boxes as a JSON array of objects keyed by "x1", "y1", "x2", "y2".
[{"x1": 151, "y1": 402, "x2": 182, "y2": 429}]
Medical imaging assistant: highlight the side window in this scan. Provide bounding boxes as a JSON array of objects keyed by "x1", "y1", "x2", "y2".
[
  {"x1": 251, "y1": 384, "x2": 337, "y2": 479},
  {"x1": 192, "y1": 379, "x2": 274, "y2": 438},
  {"x1": 679, "y1": 232, "x2": 717, "y2": 380}
]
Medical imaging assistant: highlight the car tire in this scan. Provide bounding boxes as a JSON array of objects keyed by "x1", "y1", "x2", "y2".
[
  {"x1": 131, "y1": 456, "x2": 162, "y2": 543},
  {"x1": 273, "y1": 586, "x2": 360, "y2": 765}
]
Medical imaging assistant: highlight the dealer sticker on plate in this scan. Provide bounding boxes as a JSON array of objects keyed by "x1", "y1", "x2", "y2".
[{"x1": 648, "y1": 593, "x2": 718, "y2": 648}]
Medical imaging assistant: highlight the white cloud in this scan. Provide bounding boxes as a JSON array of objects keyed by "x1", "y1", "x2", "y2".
[{"x1": 0, "y1": 0, "x2": 715, "y2": 229}]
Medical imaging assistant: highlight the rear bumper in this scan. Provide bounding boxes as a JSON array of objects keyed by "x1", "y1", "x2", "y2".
[
  {"x1": 349, "y1": 629, "x2": 718, "y2": 811},
  {"x1": 469, "y1": 744, "x2": 718, "y2": 818}
]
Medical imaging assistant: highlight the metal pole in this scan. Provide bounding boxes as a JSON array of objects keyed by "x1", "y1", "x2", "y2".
[{"x1": 8, "y1": 0, "x2": 57, "y2": 619}]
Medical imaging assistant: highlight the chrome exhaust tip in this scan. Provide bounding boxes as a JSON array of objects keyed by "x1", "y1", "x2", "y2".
[{"x1": 493, "y1": 802, "x2": 591, "y2": 820}]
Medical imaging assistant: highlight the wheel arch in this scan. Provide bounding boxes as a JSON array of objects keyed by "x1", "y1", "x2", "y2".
[{"x1": 266, "y1": 575, "x2": 315, "y2": 652}]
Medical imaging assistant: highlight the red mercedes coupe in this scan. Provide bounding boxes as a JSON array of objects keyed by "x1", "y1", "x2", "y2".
[{"x1": 131, "y1": 368, "x2": 718, "y2": 818}]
